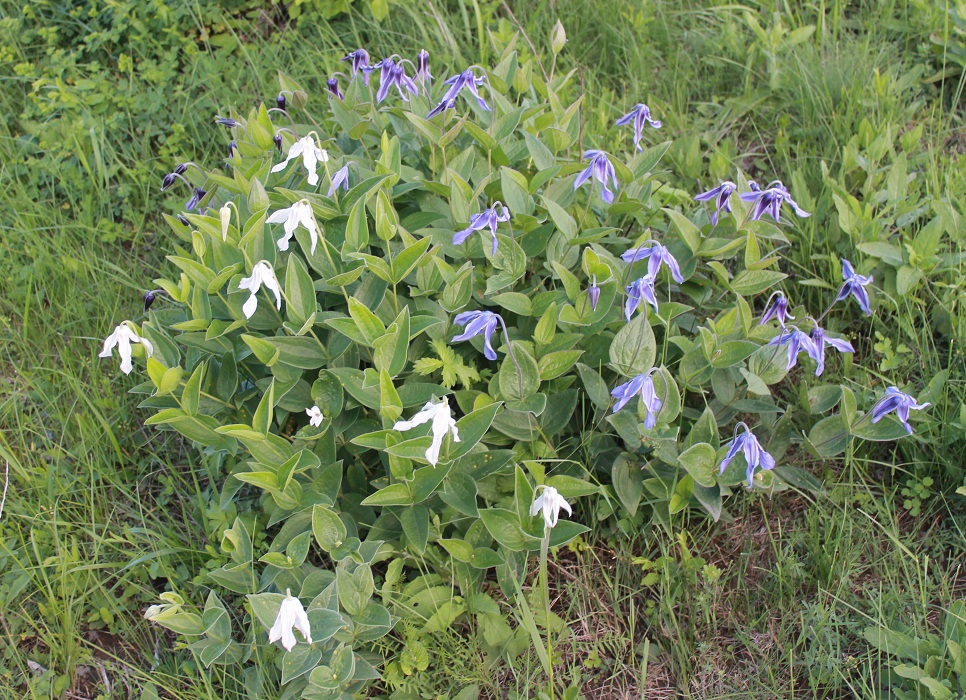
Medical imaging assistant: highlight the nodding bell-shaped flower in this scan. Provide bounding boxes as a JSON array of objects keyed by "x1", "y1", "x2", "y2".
[
  {"x1": 160, "y1": 172, "x2": 177, "y2": 191},
  {"x1": 100, "y1": 322, "x2": 154, "y2": 375},
  {"x1": 227, "y1": 140, "x2": 237, "y2": 158},
  {"x1": 306, "y1": 405, "x2": 324, "y2": 427},
  {"x1": 611, "y1": 371, "x2": 663, "y2": 429},
  {"x1": 273, "y1": 133, "x2": 283, "y2": 153},
  {"x1": 427, "y1": 68, "x2": 489, "y2": 117},
  {"x1": 694, "y1": 181, "x2": 737, "y2": 227},
  {"x1": 327, "y1": 166, "x2": 349, "y2": 197},
  {"x1": 574, "y1": 149, "x2": 619, "y2": 204},
  {"x1": 719, "y1": 423, "x2": 776, "y2": 488},
  {"x1": 185, "y1": 187, "x2": 206, "y2": 212},
  {"x1": 834, "y1": 259, "x2": 873, "y2": 315},
  {"x1": 588, "y1": 275, "x2": 601, "y2": 312},
  {"x1": 276, "y1": 94, "x2": 286, "y2": 111},
  {"x1": 271, "y1": 135, "x2": 329, "y2": 187},
  {"x1": 759, "y1": 291, "x2": 794, "y2": 328},
  {"x1": 174, "y1": 163, "x2": 188, "y2": 175},
  {"x1": 268, "y1": 591, "x2": 312, "y2": 652},
  {"x1": 871, "y1": 387, "x2": 930, "y2": 434},
  {"x1": 342, "y1": 49, "x2": 375, "y2": 84},
  {"x1": 375, "y1": 58, "x2": 418, "y2": 103},
  {"x1": 615, "y1": 103, "x2": 661, "y2": 151},
  {"x1": 143, "y1": 291, "x2": 157, "y2": 312},
  {"x1": 214, "y1": 116, "x2": 238, "y2": 128},
  {"x1": 393, "y1": 397, "x2": 460, "y2": 467},
  {"x1": 327, "y1": 77, "x2": 344, "y2": 100},
  {"x1": 739, "y1": 180, "x2": 810, "y2": 221},
  {"x1": 452, "y1": 203, "x2": 510, "y2": 256},
  {"x1": 625, "y1": 275, "x2": 659, "y2": 321},
  {"x1": 530, "y1": 485, "x2": 572, "y2": 530},
  {"x1": 416, "y1": 49, "x2": 432, "y2": 83},
  {"x1": 237, "y1": 261, "x2": 282, "y2": 319},
  {"x1": 267, "y1": 200, "x2": 321, "y2": 254},
  {"x1": 621, "y1": 241, "x2": 684, "y2": 283},
  {"x1": 767, "y1": 326, "x2": 819, "y2": 372},
  {"x1": 451, "y1": 310, "x2": 501, "y2": 361},
  {"x1": 808, "y1": 326, "x2": 854, "y2": 377}
]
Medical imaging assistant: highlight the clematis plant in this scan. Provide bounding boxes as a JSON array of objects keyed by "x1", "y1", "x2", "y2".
[
  {"x1": 237, "y1": 261, "x2": 282, "y2": 319},
  {"x1": 271, "y1": 135, "x2": 328, "y2": 186},
  {"x1": 327, "y1": 165, "x2": 350, "y2": 197},
  {"x1": 392, "y1": 398, "x2": 460, "y2": 466},
  {"x1": 767, "y1": 326, "x2": 819, "y2": 372},
  {"x1": 871, "y1": 387, "x2": 930, "y2": 433},
  {"x1": 694, "y1": 181, "x2": 737, "y2": 227},
  {"x1": 305, "y1": 406, "x2": 324, "y2": 427},
  {"x1": 719, "y1": 423, "x2": 776, "y2": 488},
  {"x1": 621, "y1": 241, "x2": 684, "y2": 283},
  {"x1": 615, "y1": 103, "x2": 661, "y2": 151},
  {"x1": 834, "y1": 259, "x2": 873, "y2": 315},
  {"x1": 451, "y1": 310, "x2": 502, "y2": 360},
  {"x1": 267, "y1": 200, "x2": 321, "y2": 254},
  {"x1": 427, "y1": 68, "x2": 490, "y2": 117},
  {"x1": 611, "y1": 371, "x2": 663, "y2": 429},
  {"x1": 529, "y1": 485, "x2": 572, "y2": 529},
  {"x1": 100, "y1": 322, "x2": 154, "y2": 375},
  {"x1": 574, "y1": 149, "x2": 619, "y2": 203},
  {"x1": 268, "y1": 591, "x2": 312, "y2": 652},
  {"x1": 809, "y1": 326, "x2": 854, "y2": 377},
  {"x1": 452, "y1": 202, "x2": 510, "y2": 255},
  {"x1": 739, "y1": 180, "x2": 810, "y2": 221},
  {"x1": 759, "y1": 291, "x2": 794, "y2": 328},
  {"x1": 624, "y1": 275, "x2": 659, "y2": 320}
]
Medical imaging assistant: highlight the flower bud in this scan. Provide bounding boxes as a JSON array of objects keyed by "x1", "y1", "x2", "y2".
[
  {"x1": 276, "y1": 93, "x2": 286, "y2": 111},
  {"x1": 174, "y1": 163, "x2": 188, "y2": 175},
  {"x1": 273, "y1": 134, "x2": 283, "y2": 153},
  {"x1": 215, "y1": 116, "x2": 237, "y2": 128},
  {"x1": 326, "y1": 77, "x2": 343, "y2": 100},
  {"x1": 160, "y1": 173, "x2": 176, "y2": 191},
  {"x1": 143, "y1": 291, "x2": 156, "y2": 312}
]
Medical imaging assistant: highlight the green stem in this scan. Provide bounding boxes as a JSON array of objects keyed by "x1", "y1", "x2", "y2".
[{"x1": 540, "y1": 531, "x2": 554, "y2": 700}]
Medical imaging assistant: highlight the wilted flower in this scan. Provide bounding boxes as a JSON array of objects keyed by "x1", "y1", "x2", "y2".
[
  {"x1": 393, "y1": 397, "x2": 460, "y2": 466},
  {"x1": 185, "y1": 187, "x2": 206, "y2": 212},
  {"x1": 694, "y1": 181, "x2": 737, "y2": 227},
  {"x1": 574, "y1": 150, "x2": 619, "y2": 204},
  {"x1": 452, "y1": 203, "x2": 510, "y2": 256},
  {"x1": 809, "y1": 326, "x2": 854, "y2": 377},
  {"x1": 621, "y1": 241, "x2": 684, "y2": 283},
  {"x1": 587, "y1": 275, "x2": 601, "y2": 312},
  {"x1": 767, "y1": 326, "x2": 819, "y2": 371},
  {"x1": 266, "y1": 200, "x2": 321, "y2": 254},
  {"x1": 719, "y1": 423, "x2": 776, "y2": 488},
  {"x1": 271, "y1": 135, "x2": 329, "y2": 187},
  {"x1": 611, "y1": 371, "x2": 663, "y2": 429},
  {"x1": 268, "y1": 591, "x2": 312, "y2": 652},
  {"x1": 739, "y1": 180, "x2": 810, "y2": 221},
  {"x1": 416, "y1": 49, "x2": 432, "y2": 83},
  {"x1": 625, "y1": 275, "x2": 659, "y2": 321},
  {"x1": 451, "y1": 310, "x2": 501, "y2": 361},
  {"x1": 214, "y1": 116, "x2": 238, "y2": 128},
  {"x1": 342, "y1": 49, "x2": 375, "y2": 84},
  {"x1": 306, "y1": 405, "x2": 324, "y2": 427},
  {"x1": 759, "y1": 291, "x2": 794, "y2": 328},
  {"x1": 326, "y1": 77, "x2": 344, "y2": 100},
  {"x1": 530, "y1": 485, "x2": 572, "y2": 529},
  {"x1": 327, "y1": 166, "x2": 350, "y2": 197},
  {"x1": 615, "y1": 103, "x2": 661, "y2": 151},
  {"x1": 871, "y1": 387, "x2": 930, "y2": 434},
  {"x1": 276, "y1": 94, "x2": 286, "y2": 111},
  {"x1": 238, "y1": 261, "x2": 282, "y2": 319},
  {"x1": 427, "y1": 68, "x2": 489, "y2": 117},
  {"x1": 99, "y1": 322, "x2": 154, "y2": 375},
  {"x1": 834, "y1": 259, "x2": 873, "y2": 315}
]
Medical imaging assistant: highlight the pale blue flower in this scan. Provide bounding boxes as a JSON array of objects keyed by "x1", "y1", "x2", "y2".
[
  {"x1": 451, "y1": 310, "x2": 501, "y2": 360},
  {"x1": 452, "y1": 203, "x2": 510, "y2": 256},
  {"x1": 621, "y1": 242, "x2": 684, "y2": 283},
  {"x1": 719, "y1": 424, "x2": 776, "y2": 488},
  {"x1": 834, "y1": 259, "x2": 873, "y2": 315},
  {"x1": 611, "y1": 372, "x2": 662, "y2": 429},
  {"x1": 694, "y1": 181, "x2": 737, "y2": 227},
  {"x1": 615, "y1": 103, "x2": 661, "y2": 151},
  {"x1": 739, "y1": 180, "x2": 810, "y2": 221},
  {"x1": 871, "y1": 387, "x2": 930, "y2": 434},
  {"x1": 625, "y1": 275, "x2": 659, "y2": 321},
  {"x1": 574, "y1": 150, "x2": 619, "y2": 204}
]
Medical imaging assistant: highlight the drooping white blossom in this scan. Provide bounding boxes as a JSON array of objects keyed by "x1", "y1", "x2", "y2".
[
  {"x1": 271, "y1": 135, "x2": 329, "y2": 186},
  {"x1": 529, "y1": 485, "x2": 572, "y2": 529},
  {"x1": 99, "y1": 322, "x2": 154, "y2": 375},
  {"x1": 306, "y1": 405, "x2": 324, "y2": 427},
  {"x1": 268, "y1": 591, "x2": 312, "y2": 652},
  {"x1": 266, "y1": 200, "x2": 321, "y2": 254},
  {"x1": 238, "y1": 261, "x2": 282, "y2": 319},
  {"x1": 392, "y1": 397, "x2": 460, "y2": 467}
]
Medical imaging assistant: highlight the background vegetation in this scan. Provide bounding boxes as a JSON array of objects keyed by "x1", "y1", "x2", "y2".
[{"x1": 0, "y1": 0, "x2": 963, "y2": 697}]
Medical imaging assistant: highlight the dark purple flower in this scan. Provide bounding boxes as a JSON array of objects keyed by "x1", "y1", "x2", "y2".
[
  {"x1": 416, "y1": 49, "x2": 432, "y2": 83},
  {"x1": 215, "y1": 116, "x2": 238, "y2": 128},
  {"x1": 185, "y1": 187, "x2": 206, "y2": 212},
  {"x1": 625, "y1": 275, "x2": 659, "y2": 321},
  {"x1": 276, "y1": 94, "x2": 286, "y2": 111},
  {"x1": 574, "y1": 149, "x2": 619, "y2": 204},
  {"x1": 621, "y1": 242, "x2": 684, "y2": 283},
  {"x1": 342, "y1": 49, "x2": 375, "y2": 85},
  {"x1": 809, "y1": 326, "x2": 854, "y2": 377},
  {"x1": 451, "y1": 310, "x2": 502, "y2": 361},
  {"x1": 143, "y1": 291, "x2": 157, "y2": 312},
  {"x1": 719, "y1": 423, "x2": 776, "y2": 488},
  {"x1": 174, "y1": 163, "x2": 188, "y2": 175},
  {"x1": 427, "y1": 68, "x2": 490, "y2": 118},
  {"x1": 384, "y1": 62, "x2": 418, "y2": 103},
  {"x1": 273, "y1": 133, "x2": 283, "y2": 153},
  {"x1": 327, "y1": 165, "x2": 349, "y2": 197},
  {"x1": 759, "y1": 291, "x2": 794, "y2": 328},
  {"x1": 227, "y1": 140, "x2": 237, "y2": 158},
  {"x1": 611, "y1": 371, "x2": 662, "y2": 429},
  {"x1": 834, "y1": 259, "x2": 873, "y2": 315},
  {"x1": 739, "y1": 180, "x2": 810, "y2": 221},
  {"x1": 871, "y1": 387, "x2": 930, "y2": 434},
  {"x1": 160, "y1": 173, "x2": 177, "y2": 192},
  {"x1": 588, "y1": 276, "x2": 601, "y2": 312},
  {"x1": 615, "y1": 103, "x2": 661, "y2": 152},
  {"x1": 177, "y1": 214, "x2": 190, "y2": 226},
  {"x1": 766, "y1": 327, "x2": 819, "y2": 371},
  {"x1": 327, "y1": 77, "x2": 344, "y2": 100},
  {"x1": 694, "y1": 181, "x2": 737, "y2": 227},
  {"x1": 452, "y1": 202, "x2": 510, "y2": 256}
]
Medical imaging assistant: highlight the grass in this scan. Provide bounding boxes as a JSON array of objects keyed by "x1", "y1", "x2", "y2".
[{"x1": 1, "y1": 0, "x2": 964, "y2": 697}]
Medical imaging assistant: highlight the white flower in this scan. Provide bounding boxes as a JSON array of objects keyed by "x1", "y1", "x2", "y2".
[
  {"x1": 529, "y1": 485, "x2": 572, "y2": 529},
  {"x1": 99, "y1": 322, "x2": 154, "y2": 375},
  {"x1": 306, "y1": 405, "x2": 324, "y2": 427},
  {"x1": 271, "y1": 135, "x2": 329, "y2": 187},
  {"x1": 238, "y1": 261, "x2": 282, "y2": 319},
  {"x1": 268, "y1": 591, "x2": 312, "y2": 652},
  {"x1": 392, "y1": 397, "x2": 460, "y2": 467},
  {"x1": 266, "y1": 200, "x2": 321, "y2": 255}
]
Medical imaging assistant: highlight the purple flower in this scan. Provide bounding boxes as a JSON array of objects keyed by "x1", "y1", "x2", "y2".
[
  {"x1": 428, "y1": 68, "x2": 490, "y2": 117},
  {"x1": 808, "y1": 326, "x2": 854, "y2": 376},
  {"x1": 327, "y1": 165, "x2": 349, "y2": 197},
  {"x1": 766, "y1": 327, "x2": 819, "y2": 371},
  {"x1": 625, "y1": 275, "x2": 659, "y2": 321},
  {"x1": 739, "y1": 180, "x2": 810, "y2": 221},
  {"x1": 452, "y1": 202, "x2": 510, "y2": 256},
  {"x1": 451, "y1": 310, "x2": 502, "y2": 361},
  {"x1": 273, "y1": 134, "x2": 283, "y2": 153},
  {"x1": 759, "y1": 291, "x2": 794, "y2": 328},
  {"x1": 143, "y1": 291, "x2": 157, "y2": 312},
  {"x1": 276, "y1": 94, "x2": 286, "y2": 111},
  {"x1": 342, "y1": 49, "x2": 375, "y2": 85},
  {"x1": 719, "y1": 424, "x2": 776, "y2": 488},
  {"x1": 834, "y1": 259, "x2": 873, "y2": 315},
  {"x1": 574, "y1": 149, "x2": 619, "y2": 204},
  {"x1": 374, "y1": 58, "x2": 418, "y2": 103},
  {"x1": 185, "y1": 187, "x2": 206, "y2": 212},
  {"x1": 327, "y1": 77, "x2": 344, "y2": 100},
  {"x1": 416, "y1": 49, "x2": 432, "y2": 83},
  {"x1": 177, "y1": 214, "x2": 190, "y2": 226},
  {"x1": 588, "y1": 276, "x2": 601, "y2": 312},
  {"x1": 871, "y1": 387, "x2": 930, "y2": 434},
  {"x1": 615, "y1": 103, "x2": 661, "y2": 152},
  {"x1": 174, "y1": 163, "x2": 188, "y2": 175},
  {"x1": 621, "y1": 242, "x2": 684, "y2": 283},
  {"x1": 227, "y1": 140, "x2": 237, "y2": 158},
  {"x1": 214, "y1": 116, "x2": 238, "y2": 128},
  {"x1": 694, "y1": 181, "x2": 737, "y2": 227},
  {"x1": 160, "y1": 173, "x2": 177, "y2": 192},
  {"x1": 611, "y1": 372, "x2": 663, "y2": 429}
]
